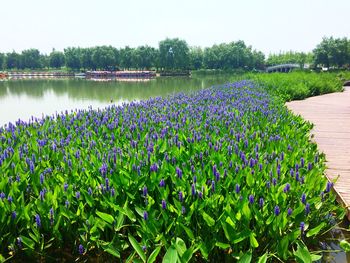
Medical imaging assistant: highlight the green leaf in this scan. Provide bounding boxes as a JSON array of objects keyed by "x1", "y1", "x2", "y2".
[
  {"x1": 294, "y1": 242, "x2": 312, "y2": 263},
  {"x1": 175, "y1": 238, "x2": 186, "y2": 257},
  {"x1": 306, "y1": 222, "x2": 326, "y2": 237},
  {"x1": 20, "y1": 235, "x2": 35, "y2": 250},
  {"x1": 246, "y1": 172, "x2": 254, "y2": 187},
  {"x1": 163, "y1": 245, "x2": 178, "y2": 263},
  {"x1": 340, "y1": 240, "x2": 350, "y2": 252},
  {"x1": 215, "y1": 242, "x2": 230, "y2": 249},
  {"x1": 180, "y1": 224, "x2": 194, "y2": 240},
  {"x1": 96, "y1": 211, "x2": 114, "y2": 225},
  {"x1": 242, "y1": 203, "x2": 251, "y2": 220},
  {"x1": 277, "y1": 235, "x2": 289, "y2": 260},
  {"x1": 257, "y1": 252, "x2": 268, "y2": 263},
  {"x1": 202, "y1": 211, "x2": 215, "y2": 227},
  {"x1": 249, "y1": 234, "x2": 259, "y2": 248},
  {"x1": 147, "y1": 246, "x2": 161, "y2": 263},
  {"x1": 310, "y1": 254, "x2": 322, "y2": 261},
  {"x1": 181, "y1": 246, "x2": 197, "y2": 263},
  {"x1": 238, "y1": 251, "x2": 252, "y2": 263},
  {"x1": 128, "y1": 234, "x2": 146, "y2": 263},
  {"x1": 104, "y1": 246, "x2": 121, "y2": 258}
]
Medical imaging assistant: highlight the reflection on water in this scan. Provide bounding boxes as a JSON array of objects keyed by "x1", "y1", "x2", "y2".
[{"x1": 0, "y1": 75, "x2": 237, "y2": 126}]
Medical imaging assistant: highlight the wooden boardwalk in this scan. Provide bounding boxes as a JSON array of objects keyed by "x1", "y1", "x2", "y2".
[{"x1": 286, "y1": 87, "x2": 350, "y2": 213}]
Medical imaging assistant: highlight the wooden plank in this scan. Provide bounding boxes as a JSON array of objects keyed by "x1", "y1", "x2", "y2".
[{"x1": 287, "y1": 87, "x2": 350, "y2": 217}]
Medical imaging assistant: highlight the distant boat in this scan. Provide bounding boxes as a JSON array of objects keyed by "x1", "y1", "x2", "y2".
[{"x1": 75, "y1": 73, "x2": 86, "y2": 78}]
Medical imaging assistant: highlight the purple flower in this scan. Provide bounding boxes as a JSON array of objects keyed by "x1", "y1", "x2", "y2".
[
  {"x1": 274, "y1": 205, "x2": 280, "y2": 216},
  {"x1": 40, "y1": 173, "x2": 44, "y2": 184},
  {"x1": 7, "y1": 195, "x2": 13, "y2": 204},
  {"x1": 301, "y1": 158, "x2": 305, "y2": 167},
  {"x1": 143, "y1": 211, "x2": 148, "y2": 220},
  {"x1": 235, "y1": 184, "x2": 240, "y2": 194},
  {"x1": 325, "y1": 182, "x2": 333, "y2": 193},
  {"x1": 78, "y1": 244, "x2": 85, "y2": 255},
  {"x1": 64, "y1": 182, "x2": 68, "y2": 192},
  {"x1": 142, "y1": 245, "x2": 147, "y2": 252},
  {"x1": 88, "y1": 187, "x2": 92, "y2": 195},
  {"x1": 266, "y1": 181, "x2": 271, "y2": 189},
  {"x1": 259, "y1": 198, "x2": 264, "y2": 208},
  {"x1": 272, "y1": 178, "x2": 277, "y2": 186},
  {"x1": 300, "y1": 221, "x2": 305, "y2": 233},
  {"x1": 287, "y1": 208, "x2": 292, "y2": 216},
  {"x1": 111, "y1": 187, "x2": 115, "y2": 197},
  {"x1": 65, "y1": 200, "x2": 69, "y2": 208},
  {"x1": 283, "y1": 183, "x2": 290, "y2": 193},
  {"x1": 76, "y1": 191, "x2": 81, "y2": 199},
  {"x1": 35, "y1": 214, "x2": 41, "y2": 228},
  {"x1": 198, "y1": 191, "x2": 203, "y2": 199},
  {"x1": 211, "y1": 180, "x2": 215, "y2": 192},
  {"x1": 191, "y1": 184, "x2": 196, "y2": 196},
  {"x1": 301, "y1": 193, "x2": 306, "y2": 204},
  {"x1": 290, "y1": 169, "x2": 294, "y2": 177},
  {"x1": 181, "y1": 206, "x2": 186, "y2": 214},
  {"x1": 12, "y1": 211, "x2": 17, "y2": 220},
  {"x1": 305, "y1": 203, "x2": 310, "y2": 215},
  {"x1": 159, "y1": 179, "x2": 165, "y2": 187},
  {"x1": 143, "y1": 186, "x2": 148, "y2": 197},
  {"x1": 161, "y1": 199, "x2": 166, "y2": 209},
  {"x1": 249, "y1": 194, "x2": 254, "y2": 204},
  {"x1": 105, "y1": 178, "x2": 110, "y2": 191},
  {"x1": 0, "y1": 192, "x2": 5, "y2": 199},
  {"x1": 193, "y1": 176, "x2": 197, "y2": 183},
  {"x1": 307, "y1": 162, "x2": 313, "y2": 171},
  {"x1": 50, "y1": 207, "x2": 54, "y2": 225},
  {"x1": 179, "y1": 191, "x2": 183, "y2": 202}
]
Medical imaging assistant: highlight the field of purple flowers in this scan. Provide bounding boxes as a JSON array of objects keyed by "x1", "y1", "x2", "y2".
[{"x1": 0, "y1": 80, "x2": 345, "y2": 262}]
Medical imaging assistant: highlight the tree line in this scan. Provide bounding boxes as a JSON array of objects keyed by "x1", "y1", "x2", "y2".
[
  {"x1": 0, "y1": 37, "x2": 349, "y2": 71},
  {"x1": 0, "y1": 38, "x2": 264, "y2": 71}
]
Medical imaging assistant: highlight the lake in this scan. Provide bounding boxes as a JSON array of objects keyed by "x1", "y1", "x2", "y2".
[{"x1": 0, "y1": 75, "x2": 238, "y2": 127}]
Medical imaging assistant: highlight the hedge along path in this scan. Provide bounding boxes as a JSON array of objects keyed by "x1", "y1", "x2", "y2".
[{"x1": 286, "y1": 87, "x2": 350, "y2": 217}]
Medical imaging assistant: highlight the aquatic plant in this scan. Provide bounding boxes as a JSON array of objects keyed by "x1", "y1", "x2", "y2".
[{"x1": 0, "y1": 80, "x2": 344, "y2": 261}]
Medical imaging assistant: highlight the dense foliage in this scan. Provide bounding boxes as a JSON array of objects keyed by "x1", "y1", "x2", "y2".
[
  {"x1": 245, "y1": 71, "x2": 348, "y2": 101},
  {"x1": 0, "y1": 80, "x2": 345, "y2": 262},
  {"x1": 0, "y1": 39, "x2": 264, "y2": 71},
  {"x1": 266, "y1": 52, "x2": 313, "y2": 68}
]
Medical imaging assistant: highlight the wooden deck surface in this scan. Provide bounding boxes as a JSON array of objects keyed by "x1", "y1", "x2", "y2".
[{"x1": 286, "y1": 87, "x2": 350, "y2": 212}]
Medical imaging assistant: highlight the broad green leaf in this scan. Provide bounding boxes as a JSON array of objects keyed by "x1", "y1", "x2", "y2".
[
  {"x1": 257, "y1": 252, "x2": 268, "y2": 263},
  {"x1": 294, "y1": 242, "x2": 312, "y2": 263},
  {"x1": 96, "y1": 210, "x2": 114, "y2": 225},
  {"x1": 20, "y1": 235, "x2": 35, "y2": 250},
  {"x1": 181, "y1": 246, "x2": 198, "y2": 263},
  {"x1": 249, "y1": 234, "x2": 259, "y2": 248},
  {"x1": 238, "y1": 251, "x2": 252, "y2": 263},
  {"x1": 179, "y1": 224, "x2": 194, "y2": 240},
  {"x1": 310, "y1": 254, "x2": 322, "y2": 261},
  {"x1": 175, "y1": 238, "x2": 186, "y2": 257},
  {"x1": 306, "y1": 222, "x2": 326, "y2": 237},
  {"x1": 340, "y1": 240, "x2": 350, "y2": 252},
  {"x1": 104, "y1": 246, "x2": 121, "y2": 258},
  {"x1": 147, "y1": 246, "x2": 161, "y2": 263},
  {"x1": 128, "y1": 234, "x2": 146, "y2": 263},
  {"x1": 163, "y1": 245, "x2": 178, "y2": 263},
  {"x1": 215, "y1": 242, "x2": 230, "y2": 249},
  {"x1": 202, "y1": 211, "x2": 215, "y2": 227},
  {"x1": 277, "y1": 235, "x2": 289, "y2": 260}
]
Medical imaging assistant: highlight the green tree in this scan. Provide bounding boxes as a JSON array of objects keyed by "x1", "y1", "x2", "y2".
[
  {"x1": 120, "y1": 46, "x2": 133, "y2": 70},
  {"x1": 92, "y1": 46, "x2": 117, "y2": 70},
  {"x1": 159, "y1": 38, "x2": 189, "y2": 70},
  {"x1": 21, "y1": 49, "x2": 42, "y2": 69},
  {"x1": 5, "y1": 51, "x2": 21, "y2": 69},
  {"x1": 189, "y1": 47, "x2": 203, "y2": 70},
  {"x1": 49, "y1": 50, "x2": 65, "y2": 69},
  {"x1": 64, "y1": 47, "x2": 81, "y2": 70},
  {"x1": 313, "y1": 37, "x2": 349, "y2": 68},
  {"x1": 0, "y1": 53, "x2": 4, "y2": 70}
]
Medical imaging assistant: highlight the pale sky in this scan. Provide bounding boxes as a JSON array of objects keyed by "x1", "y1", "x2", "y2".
[{"x1": 1, "y1": 0, "x2": 349, "y2": 55}]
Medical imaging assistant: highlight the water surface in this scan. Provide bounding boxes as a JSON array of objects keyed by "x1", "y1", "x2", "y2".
[{"x1": 0, "y1": 75, "x2": 236, "y2": 126}]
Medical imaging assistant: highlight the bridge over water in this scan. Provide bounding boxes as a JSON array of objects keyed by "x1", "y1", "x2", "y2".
[{"x1": 266, "y1": 63, "x2": 300, "y2": 73}]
